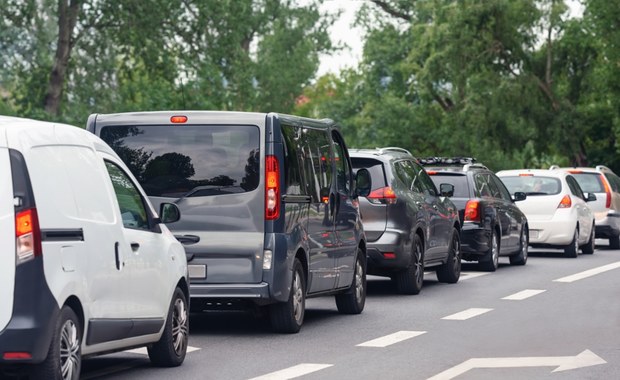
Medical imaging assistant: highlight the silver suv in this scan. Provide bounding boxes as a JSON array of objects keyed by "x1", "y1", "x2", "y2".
[
  {"x1": 551, "y1": 165, "x2": 620, "y2": 248},
  {"x1": 350, "y1": 148, "x2": 461, "y2": 295}
]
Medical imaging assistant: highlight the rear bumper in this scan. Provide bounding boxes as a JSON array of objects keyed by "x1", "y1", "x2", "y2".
[
  {"x1": 594, "y1": 212, "x2": 620, "y2": 238},
  {"x1": 528, "y1": 218, "x2": 575, "y2": 246},
  {"x1": 366, "y1": 229, "x2": 410, "y2": 273},
  {"x1": 0, "y1": 258, "x2": 59, "y2": 365},
  {"x1": 460, "y1": 223, "x2": 491, "y2": 259}
]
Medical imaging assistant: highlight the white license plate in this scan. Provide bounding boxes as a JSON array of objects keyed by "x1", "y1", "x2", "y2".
[
  {"x1": 188, "y1": 264, "x2": 206, "y2": 279},
  {"x1": 529, "y1": 230, "x2": 539, "y2": 239}
]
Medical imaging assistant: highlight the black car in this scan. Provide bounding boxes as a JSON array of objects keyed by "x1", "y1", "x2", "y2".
[
  {"x1": 350, "y1": 148, "x2": 461, "y2": 295},
  {"x1": 420, "y1": 157, "x2": 529, "y2": 271}
]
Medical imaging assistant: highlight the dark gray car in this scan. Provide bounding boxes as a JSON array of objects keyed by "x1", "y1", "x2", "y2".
[
  {"x1": 350, "y1": 148, "x2": 461, "y2": 295},
  {"x1": 88, "y1": 111, "x2": 371, "y2": 333}
]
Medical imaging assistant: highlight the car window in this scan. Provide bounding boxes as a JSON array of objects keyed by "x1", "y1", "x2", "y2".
[
  {"x1": 427, "y1": 174, "x2": 470, "y2": 197},
  {"x1": 303, "y1": 127, "x2": 333, "y2": 202},
  {"x1": 105, "y1": 161, "x2": 150, "y2": 230},
  {"x1": 481, "y1": 173, "x2": 502, "y2": 198},
  {"x1": 566, "y1": 175, "x2": 585, "y2": 199},
  {"x1": 490, "y1": 174, "x2": 512, "y2": 201},
  {"x1": 571, "y1": 173, "x2": 605, "y2": 193},
  {"x1": 413, "y1": 161, "x2": 437, "y2": 196},
  {"x1": 474, "y1": 174, "x2": 493, "y2": 198},
  {"x1": 500, "y1": 175, "x2": 561, "y2": 195},
  {"x1": 604, "y1": 172, "x2": 620, "y2": 192},
  {"x1": 282, "y1": 123, "x2": 306, "y2": 196},
  {"x1": 332, "y1": 132, "x2": 351, "y2": 195},
  {"x1": 351, "y1": 158, "x2": 387, "y2": 191}
]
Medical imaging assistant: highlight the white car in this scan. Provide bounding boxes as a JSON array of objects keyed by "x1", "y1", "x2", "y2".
[
  {"x1": 497, "y1": 169, "x2": 596, "y2": 257},
  {"x1": 0, "y1": 116, "x2": 189, "y2": 380}
]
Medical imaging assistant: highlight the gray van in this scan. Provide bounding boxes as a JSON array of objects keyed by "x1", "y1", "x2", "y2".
[{"x1": 87, "y1": 111, "x2": 371, "y2": 333}]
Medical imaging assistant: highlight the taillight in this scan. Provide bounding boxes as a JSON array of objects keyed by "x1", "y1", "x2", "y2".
[
  {"x1": 367, "y1": 186, "x2": 397, "y2": 205},
  {"x1": 265, "y1": 155, "x2": 280, "y2": 220},
  {"x1": 601, "y1": 175, "x2": 612, "y2": 208},
  {"x1": 464, "y1": 200, "x2": 480, "y2": 222},
  {"x1": 558, "y1": 195, "x2": 572, "y2": 209},
  {"x1": 170, "y1": 115, "x2": 188, "y2": 123},
  {"x1": 15, "y1": 208, "x2": 42, "y2": 264},
  {"x1": 3, "y1": 352, "x2": 32, "y2": 360}
]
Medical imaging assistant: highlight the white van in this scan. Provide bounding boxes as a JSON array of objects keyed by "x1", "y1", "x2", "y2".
[{"x1": 0, "y1": 116, "x2": 189, "y2": 380}]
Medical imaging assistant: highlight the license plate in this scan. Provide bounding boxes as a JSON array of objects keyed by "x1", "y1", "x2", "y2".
[
  {"x1": 529, "y1": 230, "x2": 539, "y2": 239},
  {"x1": 188, "y1": 264, "x2": 207, "y2": 279}
]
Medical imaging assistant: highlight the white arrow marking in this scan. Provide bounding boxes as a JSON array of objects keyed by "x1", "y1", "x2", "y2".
[
  {"x1": 554, "y1": 261, "x2": 620, "y2": 283},
  {"x1": 357, "y1": 330, "x2": 426, "y2": 347},
  {"x1": 248, "y1": 364, "x2": 333, "y2": 380},
  {"x1": 502, "y1": 289, "x2": 546, "y2": 300},
  {"x1": 427, "y1": 349, "x2": 606, "y2": 380}
]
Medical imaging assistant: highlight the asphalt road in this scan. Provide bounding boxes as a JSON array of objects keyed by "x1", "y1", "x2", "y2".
[{"x1": 81, "y1": 242, "x2": 620, "y2": 380}]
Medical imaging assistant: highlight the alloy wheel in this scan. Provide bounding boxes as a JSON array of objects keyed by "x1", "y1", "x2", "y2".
[
  {"x1": 172, "y1": 297, "x2": 189, "y2": 355},
  {"x1": 492, "y1": 234, "x2": 499, "y2": 268},
  {"x1": 59, "y1": 319, "x2": 80, "y2": 380},
  {"x1": 354, "y1": 259, "x2": 364, "y2": 301},
  {"x1": 292, "y1": 271, "x2": 303, "y2": 323}
]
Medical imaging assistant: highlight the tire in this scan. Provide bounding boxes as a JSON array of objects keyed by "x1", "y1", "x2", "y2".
[
  {"x1": 437, "y1": 228, "x2": 461, "y2": 283},
  {"x1": 394, "y1": 235, "x2": 424, "y2": 295},
  {"x1": 510, "y1": 227, "x2": 528, "y2": 265},
  {"x1": 270, "y1": 259, "x2": 305, "y2": 333},
  {"x1": 335, "y1": 249, "x2": 366, "y2": 314},
  {"x1": 31, "y1": 306, "x2": 81, "y2": 380},
  {"x1": 564, "y1": 228, "x2": 579, "y2": 258},
  {"x1": 610, "y1": 235, "x2": 620, "y2": 250},
  {"x1": 148, "y1": 287, "x2": 189, "y2": 367},
  {"x1": 479, "y1": 229, "x2": 499, "y2": 272},
  {"x1": 581, "y1": 224, "x2": 595, "y2": 255}
]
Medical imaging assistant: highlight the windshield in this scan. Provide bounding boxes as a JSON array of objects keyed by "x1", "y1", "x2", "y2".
[
  {"x1": 500, "y1": 175, "x2": 561, "y2": 196},
  {"x1": 100, "y1": 124, "x2": 260, "y2": 198}
]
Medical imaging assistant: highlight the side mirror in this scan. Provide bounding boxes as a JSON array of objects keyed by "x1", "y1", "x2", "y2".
[
  {"x1": 439, "y1": 183, "x2": 454, "y2": 197},
  {"x1": 512, "y1": 192, "x2": 527, "y2": 202},
  {"x1": 585, "y1": 193, "x2": 597, "y2": 202},
  {"x1": 355, "y1": 168, "x2": 372, "y2": 197},
  {"x1": 159, "y1": 203, "x2": 181, "y2": 223}
]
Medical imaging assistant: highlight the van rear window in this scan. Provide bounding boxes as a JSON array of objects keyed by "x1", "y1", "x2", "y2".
[{"x1": 100, "y1": 125, "x2": 259, "y2": 198}]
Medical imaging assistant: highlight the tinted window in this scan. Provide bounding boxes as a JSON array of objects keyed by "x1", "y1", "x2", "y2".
[
  {"x1": 566, "y1": 176, "x2": 585, "y2": 199},
  {"x1": 500, "y1": 176, "x2": 561, "y2": 195},
  {"x1": 490, "y1": 174, "x2": 512, "y2": 201},
  {"x1": 393, "y1": 160, "x2": 422, "y2": 192},
  {"x1": 282, "y1": 124, "x2": 305, "y2": 196},
  {"x1": 351, "y1": 158, "x2": 386, "y2": 192},
  {"x1": 428, "y1": 174, "x2": 470, "y2": 197},
  {"x1": 332, "y1": 132, "x2": 351, "y2": 194},
  {"x1": 414, "y1": 162, "x2": 437, "y2": 196},
  {"x1": 303, "y1": 127, "x2": 332, "y2": 202},
  {"x1": 571, "y1": 173, "x2": 605, "y2": 193},
  {"x1": 474, "y1": 174, "x2": 493, "y2": 198},
  {"x1": 604, "y1": 173, "x2": 620, "y2": 192},
  {"x1": 105, "y1": 161, "x2": 149, "y2": 230},
  {"x1": 100, "y1": 125, "x2": 260, "y2": 198}
]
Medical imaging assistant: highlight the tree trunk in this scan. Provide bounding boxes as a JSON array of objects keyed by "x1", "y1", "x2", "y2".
[{"x1": 44, "y1": 0, "x2": 81, "y2": 116}]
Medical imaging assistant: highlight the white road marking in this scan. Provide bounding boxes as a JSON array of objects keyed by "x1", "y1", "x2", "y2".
[
  {"x1": 442, "y1": 308, "x2": 493, "y2": 320},
  {"x1": 553, "y1": 261, "x2": 620, "y2": 283},
  {"x1": 125, "y1": 345, "x2": 201, "y2": 355},
  {"x1": 502, "y1": 289, "x2": 546, "y2": 300},
  {"x1": 426, "y1": 349, "x2": 606, "y2": 380},
  {"x1": 248, "y1": 364, "x2": 333, "y2": 380},
  {"x1": 459, "y1": 272, "x2": 490, "y2": 281},
  {"x1": 81, "y1": 360, "x2": 143, "y2": 380},
  {"x1": 357, "y1": 330, "x2": 427, "y2": 347}
]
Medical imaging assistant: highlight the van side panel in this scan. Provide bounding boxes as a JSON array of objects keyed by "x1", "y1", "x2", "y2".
[{"x1": 0, "y1": 133, "x2": 15, "y2": 331}]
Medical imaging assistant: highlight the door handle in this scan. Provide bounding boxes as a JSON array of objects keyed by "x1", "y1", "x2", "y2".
[
  {"x1": 131, "y1": 242, "x2": 140, "y2": 251},
  {"x1": 174, "y1": 234, "x2": 200, "y2": 245},
  {"x1": 114, "y1": 242, "x2": 121, "y2": 270}
]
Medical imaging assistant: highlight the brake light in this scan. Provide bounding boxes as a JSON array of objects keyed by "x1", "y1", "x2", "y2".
[
  {"x1": 383, "y1": 252, "x2": 396, "y2": 259},
  {"x1": 568, "y1": 170, "x2": 583, "y2": 174},
  {"x1": 15, "y1": 208, "x2": 41, "y2": 264},
  {"x1": 558, "y1": 195, "x2": 572, "y2": 208},
  {"x1": 519, "y1": 173, "x2": 533, "y2": 176},
  {"x1": 464, "y1": 200, "x2": 480, "y2": 222},
  {"x1": 601, "y1": 175, "x2": 612, "y2": 208},
  {"x1": 426, "y1": 171, "x2": 437, "y2": 175},
  {"x1": 265, "y1": 155, "x2": 280, "y2": 220},
  {"x1": 3, "y1": 352, "x2": 32, "y2": 360},
  {"x1": 367, "y1": 186, "x2": 397, "y2": 205},
  {"x1": 170, "y1": 115, "x2": 188, "y2": 123}
]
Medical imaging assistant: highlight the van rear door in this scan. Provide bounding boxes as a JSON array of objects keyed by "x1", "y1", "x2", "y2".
[
  {"x1": 0, "y1": 130, "x2": 15, "y2": 330},
  {"x1": 98, "y1": 121, "x2": 265, "y2": 285}
]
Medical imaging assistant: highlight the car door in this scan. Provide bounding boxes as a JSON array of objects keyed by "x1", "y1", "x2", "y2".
[
  {"x1": 566, "y1": 175, "x2": 594, "y2": 244},
  {"x1": 415, "y1": 162, "x2": 453, "y2": 255},
  {"x1": 490, "y1": 173, "x2": 522, "y2": 250},
  {"x1": 104, "y1": 158, "x2": 170, "y2": 319}
]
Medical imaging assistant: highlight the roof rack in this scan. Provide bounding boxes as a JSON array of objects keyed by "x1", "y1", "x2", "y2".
[
  {"x1": 419, "y1": 157, "x2": 476, "y2": 166},
  {"x1": 596, "y1": 165, "x2": 611, "y2": 172},
  {"x1": 549, "y1": 165, "x2": 560, "y2": 170},
  {"x1": 377, "y1": 147, "x2": 412, "y2": 156}
]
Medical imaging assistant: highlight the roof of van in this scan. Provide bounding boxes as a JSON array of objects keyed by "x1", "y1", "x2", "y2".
[{"x1": 0, "y1": 115, "x2": 118, "y2": 157}]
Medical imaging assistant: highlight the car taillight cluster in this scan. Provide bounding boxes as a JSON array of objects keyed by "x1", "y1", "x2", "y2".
[
  {"x1": 265, "y1": 155, "x2": 280, "y2": 220},
  {"x1": 366, "y1": 186, "x2": 397, "y2": 205},
  {"x1": 15, "y1": 207, "x2": 42, "y2": 264},
  {"x1": 601, "y1": 175, "x2": 612, "y2": 208},
  {"x1": 557, "y1": 195, "x2": 572, "y2": 209},
  {"x1": 464, "y1": 200, "x2": 480, "y2": 222}
]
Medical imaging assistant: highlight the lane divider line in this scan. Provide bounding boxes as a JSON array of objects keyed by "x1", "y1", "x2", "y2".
[
  {"x1": 502, "y1": 289, "x2": 546, "y2": 301},
  {"x1": 459, "y1": 272, "x2": 490, "y2": 281},
  {"x1": 442, "y1": 308, "x2": 493, "y2": 320},
  {"x1": 357, "y1": 330, "x2": 427, "y2": 348},
  {"x1": 248, "y1": 363, "x2": 334, "y2": 380},
  {"x1": 553, "y1": 261, "x2": 620, "y2": 283}
]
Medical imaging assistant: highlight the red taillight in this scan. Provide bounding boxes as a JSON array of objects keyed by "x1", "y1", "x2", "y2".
[
  {"x1": 15, "y1": 208, "x2": 42, "y2": 263},
  {"x1": 367, "y1": 186, "x2": 397, "y2": 205},
  {"x1": 265, "y1": 155, "x2": 280, "y2": 220},
  {"x1": 601, "y1": 175, "x2": 612, "y2": 208},
  {"x1": 383, "y1": 252, "x2": 396, "y2": 259},
  {"x1": 3, "y1": 352, "x2": 32, "y2": 360},
  {"x1": 464, "y1": 200, "x2": 480, "y2": 222},
  {"x1": 558, "y1": 194, "x2": 572, "y2": 209},
  {"x1": 567, "y1": 170, "x2": 583, "y2": 174},
  {"x1": 426, "y1": 170, "x2": 437, "y2": 175},
  {"x1": 170, "y1": 115, "x2": 188, "y2": 123},
  {"x1": 519, "y1": 173, "x2": 533, "y2": 176}
]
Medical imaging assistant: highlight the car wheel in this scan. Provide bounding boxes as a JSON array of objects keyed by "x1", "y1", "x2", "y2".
[
  {"x1": 148, "y1": 287, "x2": 189, "y2": 367},
  {"x1": 609, "y1": 235, "x2": 620, "y2": 250},
  {"x1": 336, "y1": 249, "x2": 367, "y2": 314},
  {"x1": 394, "y1": 234, "x2": 424, "y2": 295},
  {"x1": 510, "y1": 228, "x2": 528, "y2": 265},
  {"x1": 270, "y1": 258, "x2": 305, "y2": 333},
  {"x1": 581, "y1": 224, "x2": 595, "y2": 255},
  {"x1": 31, "y1": 306, "x2": 81, "y2": 380},
  {"x1": 437, "y1": 228, "x2": 461, "y2": 283},
  {"x1": 479, "y1": 229, "x2": 499, "y2": 272},
  {"x1": 564, "y1": 228, "x2": 579, "y2": 258}
]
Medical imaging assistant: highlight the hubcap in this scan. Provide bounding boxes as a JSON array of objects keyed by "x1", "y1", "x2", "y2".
[
  {"x1": 414, "y1": 243, "x2": 423, "y2": 284},
  {"x1": 59, "y1": 320, "x2": 80, "y2": 380},
  {"x1": 574, "y1": 230, "x2": 579, "y2": 252},
  {"x1": 521, "y1": 232, "x2": 528, "y2": 259},
  {"x1": 492, "y1": 235, "x2": 499, "y2": 267},
  {"x1": 453, "y1": 235, "x2": 461, "y2": 272},
  {"x1": 354, "y1": 259, "x2": 364, "y2": 301},
  {"x1": 172, "y1": 297, "x2": 188, "y2": 355},
  {"x1": 292, "y1": 271, "x2": 303, "y2": 323}
]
